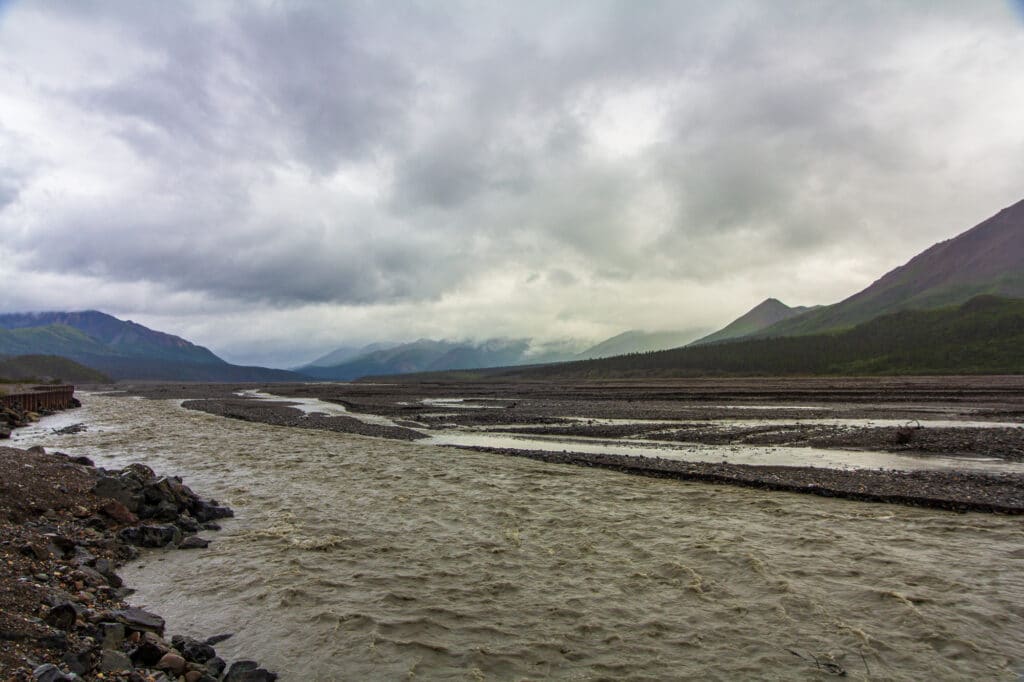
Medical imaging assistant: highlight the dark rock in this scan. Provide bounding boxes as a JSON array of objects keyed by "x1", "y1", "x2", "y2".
[
  {"x1": 19, "y1": 542, "x2": 51, "y2": 560},
  {"x1": 92, "y1": 558, "x2": 123, "y2": 588},
  {"x1": 205, "y1": 655, "x2": 227, "y2": 677},
  {"x1": 130, "y1": 639, "x2": 166, "y2": 667},
  {"x1": 93, "y1": 476, "x2": 141, "y2": 512},
  {"x1": 224, "y1": 660, "x2": 278, "y2": 681},
  {"x1": 85, "y1": 515, "x2": 109, "y2": 531},
  {"x1": 97, "y1": 621, "x2": 125, "y2": 650},
  {"x1": 150, "y1": 498, "x2": 181, "y2": 521},
  {"x1": 175, "y1": 514, "x2": 200, "y2": 533},
  {"x1": 205, "y1": 632, "x2": 233, "y2": 646},
  {"x1": 31, "y1": 663, "x2": 74, "y2": 682},
  {"x1": 43, "y1": 534, "x2": 78, "y2": 557},
  {"x1": 112, "y1": 606, "x2": 166, "y2": 635},
  {"x1": 44, "y1": 602, "x2": 78, "y2": 630},
  {"x1": 172, "y1": 635, "x2": 216, "y2": 664},
  {"x1": 193, "y1": 500, "x2": 234, "y2": 522},
  {"x1": 178, "y1": 536, "x2": 210, "y2": 550},
  {"x1": 69, "y1": 454, "x2": 94, "y2": 465},
  {"x1": 99, "y1": 499, "x2": 138, "y2": 524},
  {"x1": 100, "y1": 648, "x2": 133, "y2": 672},
  {"x1": 157, "y1": 651, "x2": 187, "y2": 675},
  {"x1": 118, "y1": 524, "x2": 182, "y2": 548},
  {"x1": 120, "y1": 463, "x2": 156, "y2": 485},
  {"x1": 70, "y1": 545, "x2": 96, "y2": 565},
  {"x1": 61, "y1": 648, "x2": 92, "y2": 675},
  {"x1": 74, "y1": 565, "x2": 107, "y2": 587}
]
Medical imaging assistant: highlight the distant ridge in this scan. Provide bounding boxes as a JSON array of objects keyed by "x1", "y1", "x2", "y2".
[
  {"x1": 303, "y1": 329, "x2": 709, "y2": 381},
  {"x1": 576, "y1": 329, "x2": 708, "y2": 359},
  {"x1": 0, "y1": 311, "x2": 223, "y2": 365},
  {"x1": 384, "y1": 198, "x2": 1024, "y2": 380},
  {"x1": 497, "y1": 295, "x2": 1024, "y2": 378},
  {"x1": 299, "y1": 338, "x2": 570, "y2": 381},
  {"x1": 755, "y1": 197, "x2": 1024, "y2": 338},
  {"x1": 691, "y1": 299, "x2": 815, "y2": 346},
  {"x1": 303, "y1": 342, "x2": 396, "y2": 368},
  {"x1": 0, "y1": 311, "x2": 305, "y2": 382}
]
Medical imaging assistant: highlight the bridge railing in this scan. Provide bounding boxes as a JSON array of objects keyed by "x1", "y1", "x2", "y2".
[{"x1": 0, "y1": 385, "x2": 76, "y2": 412}]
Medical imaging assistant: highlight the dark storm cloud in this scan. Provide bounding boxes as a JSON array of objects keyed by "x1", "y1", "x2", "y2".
[{"x1": 233, "y1": 4, "x2": 419, "y2": 173}]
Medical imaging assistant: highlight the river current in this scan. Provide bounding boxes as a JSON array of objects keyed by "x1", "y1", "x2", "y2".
[{"x1": 14, "y1": 395, "x2": 1024, "y2": 680}]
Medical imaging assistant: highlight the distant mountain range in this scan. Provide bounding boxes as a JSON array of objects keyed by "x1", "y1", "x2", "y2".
[
  {"x1": 302, "y1": 342, "x2": 395, "y2": 368},
  {"x1": 299, "y1": 329, "x2": 708, "y2": 380},
  {"x1": 0, "y1": 311, "x2": 303, "y2": 382},
  {"x1": 402, "y1": 197, "x2": 1024, "y2": 380},
  {"x1": 503, "y1": 295, "x2": 1024, "y2": 378},
  {"x1": 0, "y1": 308, "x2": 706, "y2": 383}
]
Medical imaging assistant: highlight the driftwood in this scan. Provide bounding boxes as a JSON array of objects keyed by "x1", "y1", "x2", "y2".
[{"x1": 786, "y1": 648, "x2": 847, "y2": 676}]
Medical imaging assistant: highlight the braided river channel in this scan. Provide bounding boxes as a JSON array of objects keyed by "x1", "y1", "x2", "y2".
[{"x1": 15, "y1": 394, "x2": 1024, "y2": 680}]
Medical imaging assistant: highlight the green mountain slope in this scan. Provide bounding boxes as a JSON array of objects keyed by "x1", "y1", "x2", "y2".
[
  {"x1": 0, "y1": 311, "x2": 306, "y2": 382},
  {"x1": 72, "y1": 355, "x2": 303, "y2": 382},
  {"x1": 0, "y1": 324, "x2": 115, "y2": 358},
  {"x1": 505, "y1": 296, "x2": 1024, "y2": 378},
  {"x1": 690, "y1": 299, "x2": 817, "y2": 345},
  {"x1": 756, "y1": 198, "x2": 1024, "y2": 338},
  {"x1": 0, "y1": 311, "x2": 225, "y2": 364},
  {"x1": 0, "y1": 354, "x2": 111, "y2": 383}
]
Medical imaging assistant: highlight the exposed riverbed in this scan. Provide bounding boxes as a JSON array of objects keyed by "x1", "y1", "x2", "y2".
[{"x1": 13, "y1": 392, "x2": 1024, "y2": 680}]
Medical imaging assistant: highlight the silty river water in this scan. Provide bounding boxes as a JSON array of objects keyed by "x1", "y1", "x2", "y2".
[{"x1": 14, "y1": 394, "x2": 1024, "y2": 680}]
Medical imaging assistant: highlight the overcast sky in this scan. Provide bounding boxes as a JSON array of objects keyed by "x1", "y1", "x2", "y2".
[{"x1": 1, "y1": 1, "x2": 1023, "y2": 367}]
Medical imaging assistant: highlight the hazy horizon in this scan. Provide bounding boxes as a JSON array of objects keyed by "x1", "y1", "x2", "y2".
[{"x1": 2, "y1": 1, "x2": 1023, "y2": 367}]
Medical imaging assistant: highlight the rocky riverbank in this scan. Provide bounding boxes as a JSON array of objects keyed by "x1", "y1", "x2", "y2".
[{"x1": 0, "y1": 444, "x2": 277, "y2": 681}]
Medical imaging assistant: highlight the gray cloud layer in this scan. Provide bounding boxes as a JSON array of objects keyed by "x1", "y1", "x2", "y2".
[{"x1": 1, "y1": 1, "x2": 1023, "y2": 365}]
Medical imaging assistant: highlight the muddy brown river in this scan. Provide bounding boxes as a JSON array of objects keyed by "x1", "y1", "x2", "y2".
[{"x1": 15, "y1": 395, "x2": 1024, "y2": 680}]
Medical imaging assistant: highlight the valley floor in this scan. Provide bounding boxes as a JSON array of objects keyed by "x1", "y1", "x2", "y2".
[{"x1": 108, "y1": 375, "x2": 1024, "y2": 514}]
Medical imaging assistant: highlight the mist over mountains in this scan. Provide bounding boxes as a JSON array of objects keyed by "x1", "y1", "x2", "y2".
[
  {"x1": 298, "y1": 330, "x2": 705, "y2": 381},
  {"x1": 483, "y1": 198, "x2": 1024, "y2": 378},
  {"x1": 747, "y1": 197, "x2": 1024, "y2": 339},
  {"x1": 2, "y1": 198, "x2": 1022, "y2": 382},
  {"x1": 0, "y1": 309, "x2": 703, "y2": 382}
]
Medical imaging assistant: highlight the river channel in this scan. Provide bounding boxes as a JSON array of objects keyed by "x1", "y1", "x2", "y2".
[{"x1": 14, "y1": 394, "x2": 1024, "y2": 680}]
